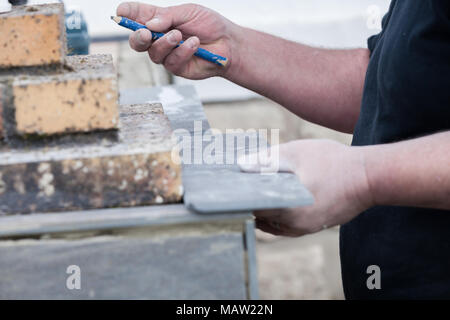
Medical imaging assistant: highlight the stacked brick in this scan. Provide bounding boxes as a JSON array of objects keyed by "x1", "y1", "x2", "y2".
[
  {"x1": 0, "y1": 4, "x2": 66, "y2": 68},
  {"x1": 0, "y1": 4, "x2": 182, "y2": 215}
]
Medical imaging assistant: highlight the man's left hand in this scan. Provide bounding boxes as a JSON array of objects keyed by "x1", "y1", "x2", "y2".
[{"x1": 239, "y1": 140, "x2": 374, "y2": 237}]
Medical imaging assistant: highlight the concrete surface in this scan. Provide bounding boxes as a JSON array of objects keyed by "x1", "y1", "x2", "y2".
[{"x1": 256, "y1": 229, "x2": 344, "y2": 300}]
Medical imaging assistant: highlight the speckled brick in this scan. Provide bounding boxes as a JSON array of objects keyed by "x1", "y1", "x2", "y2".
[
  {"x1": 0, "y1": 3, "x2": 66, "y2": 69},
  {"x1": 1, "y1": 54, "x2": 119, "y2": 137},
  {"x1": 0, "y1": 103, "x2": 183, "y2": 215}
]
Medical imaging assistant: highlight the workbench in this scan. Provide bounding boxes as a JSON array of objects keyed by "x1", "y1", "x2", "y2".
[
  {"x1": 0, "y1": 204, "x2": 257, "y2": 299},
  {"x1": 0, "y1": 85, "x2": 259, "y2": 300},
  {"x1": 0, "y1": 84, "x2": 312, "y2": 299}
]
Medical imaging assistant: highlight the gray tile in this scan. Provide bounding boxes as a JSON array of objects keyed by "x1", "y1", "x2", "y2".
[{"x1": 0, "y1": 233, "x2": 247, "y2": 300}]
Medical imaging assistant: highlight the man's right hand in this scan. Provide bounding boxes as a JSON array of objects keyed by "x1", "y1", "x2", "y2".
[
  {"x1": 116, "y1": 2, "x2": 239, "y2": 80},
  {"x1": 117, "y1": 2, "x2": 369, "y2": 134}
]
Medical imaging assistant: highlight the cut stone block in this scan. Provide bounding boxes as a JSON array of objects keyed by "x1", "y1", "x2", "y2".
[
  {"x1": 0, "y1": 3, "x2": 66, "y2": 69},
  {"x1": 0, "y1": 103, "x2": 182, "y2": 215},
  {"x1": 0, "y1": 54, "x2": 119, "y2": 137}
]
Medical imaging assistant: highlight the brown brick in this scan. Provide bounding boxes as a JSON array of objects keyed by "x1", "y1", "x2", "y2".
[
  {"x1": 0, "y1": 4, "x2": 66, "y2": 69},
  {"x1": 0, "y1": 104, "x2": 183, "y2": 215},
  {"x1": 2, "y1": 54, "x2": 119, "y2": 137}
]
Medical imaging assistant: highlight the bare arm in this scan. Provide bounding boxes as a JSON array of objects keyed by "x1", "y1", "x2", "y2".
[
  {"x1": 226, "y1": 28, "x2": 370, "y2": 133},
  {"x1": 117, "y1": 2, "x2": 370, "y2": 133},
  {"x1": 364, "y1": 131, "x2": 450, "y2": 210},
  {"x1": 239, "y1": 131, "x2": 450, "y2": 236}
]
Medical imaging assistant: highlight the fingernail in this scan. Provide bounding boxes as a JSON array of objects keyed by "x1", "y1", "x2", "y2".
[
  {"x1": 238, "y1": 154, "x2": 262, "y2": 173},
  {"x1": 238, "y1": 151, "x2": 285, "y2": 174},
  {"x1": 136, "y1": 30, "x2": 144, "y2": 44},
  {"x1": 166, "y1": 31, "x2": 179, "y2": 45},
  {"x1": 186, "y1": 37, "x2": 198, "y2": 49}
]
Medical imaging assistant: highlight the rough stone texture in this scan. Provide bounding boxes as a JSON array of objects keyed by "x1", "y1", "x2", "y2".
[
  {"x1": 0, "y1": 103, "x2": 182, "y2": 215},
  {"x1": 0, "y1": 4, "x2": 66, "y2": 69},
  {"x1": 1, "y1": 54, "x2": 119, "y2": 137}
]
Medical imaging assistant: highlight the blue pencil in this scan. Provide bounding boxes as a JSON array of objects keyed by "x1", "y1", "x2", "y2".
[{"x1": 111, "y1": 16, "x2": 228, "y2": 67}]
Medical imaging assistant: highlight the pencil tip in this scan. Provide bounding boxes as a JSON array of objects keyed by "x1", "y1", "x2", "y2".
[{"x1": 111, "y1": 16, "x2": 121, "y2": 24}]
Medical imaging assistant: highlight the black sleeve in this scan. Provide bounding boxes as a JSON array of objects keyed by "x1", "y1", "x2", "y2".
[
  {"x1": 367, "y1": 0, "x2": 396, "y2": 54},
  {"x1": 367, "y1": 34, "x2": 381, "y2": 53}
]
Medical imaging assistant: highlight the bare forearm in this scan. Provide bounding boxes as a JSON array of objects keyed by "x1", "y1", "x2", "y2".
[
  {"x1": 225, "y1": 26, "x2": 370, "y2": 133},
  {"x1": 364, "y1": 132, "x2": 450, "y2": 210}
]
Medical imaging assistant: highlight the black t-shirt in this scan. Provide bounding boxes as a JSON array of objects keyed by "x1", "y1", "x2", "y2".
[{"x1": 340, "y1": 0, "x2": 450, "y2": 299}]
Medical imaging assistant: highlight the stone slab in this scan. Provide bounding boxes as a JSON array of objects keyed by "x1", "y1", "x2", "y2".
[
  {"x1": 181, "y1": 132, "x2": 314, "y2": 213},
  {"x1": 120, "y1": 85, "x2": 210, "y2": 134},
  {"x1": 0, "y1": 204, "x2": 252, "y2": 239},
  {"x1": 0, "y1": 232, "x2": 247, "y2": 299},
  {"x1": 0, "y1": 103, "x2": 182, "y2": 215},
  {"x1": 121, "y1": 85, "x2": 314, "y2": 214}
]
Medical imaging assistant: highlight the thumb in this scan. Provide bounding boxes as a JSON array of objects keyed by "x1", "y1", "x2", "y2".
[{"x1": 237, "y1": 144, "x2": 295, "y2": 174}]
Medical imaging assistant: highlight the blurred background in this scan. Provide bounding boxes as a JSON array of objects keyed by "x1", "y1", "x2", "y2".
[{"x1": 14, "y1": 0, "x2": 390, "y2": 299}]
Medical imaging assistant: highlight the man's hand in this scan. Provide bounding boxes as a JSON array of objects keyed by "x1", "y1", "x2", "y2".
[
  {"x1": 239, "y1": 140, "x2": 374, "y2": 237},
  {"x1": 240, "y1": 132, "x2": 450, "y2": 237},
  {"x1": 117, "y1": 2, "x2": 369, "y2": 133},
  {"x1": 116, "y1": 2, "x2": 238, "y2": 79}
]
